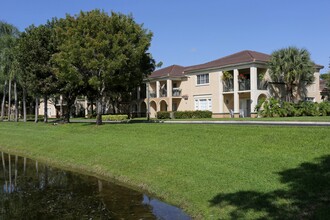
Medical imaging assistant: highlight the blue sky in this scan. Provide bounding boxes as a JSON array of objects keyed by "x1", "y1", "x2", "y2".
[{"x1": 1, "y1": 0, "x2": 329, "y2": 73}]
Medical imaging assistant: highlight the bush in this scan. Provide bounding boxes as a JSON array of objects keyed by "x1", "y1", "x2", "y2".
[
  {"x1": 318, "y1": 101, "x2": 330, "y2": 116},
  {"x1": 281, "y1": 102, "x2": 298, "y2": 117},
  {"x1": 174, "y1": 111, "x2": 194, "y2": 119},
  {"x1": 102, "y1": 114, "x2": 128, "y2": 121},
  {"x1": 174, "y1": 110, "x2": 212, "y2": 119},
  {"x1": 156, "y1": 111, "x2": 171, "y2": 119},
  {"x1": 256, "y1": 98, "x2": 330, "y2": 118},
  {"x1": 296, "y1": 101, "x2": 319, "y2": 116},
  {"x1": 258, "y1": 97, "x2": 282, "y2": 117},
  {"x1": 86, "y1": 113, "x2": 96, "y2": 119},
  {"x1": 193, "y1": 110, "x2": 212, "y2": 118}
]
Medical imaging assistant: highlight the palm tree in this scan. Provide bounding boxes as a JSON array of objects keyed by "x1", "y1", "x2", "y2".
[
  {"x1": 0, "y1": 21, "x2": 20, "y2": 121},
  {"x1": 268, "y1": 47, "x2": 315, "y2": 102}
]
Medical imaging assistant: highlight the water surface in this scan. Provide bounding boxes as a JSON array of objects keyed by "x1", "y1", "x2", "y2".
[{"x1": 0, "y1": 152, "x2": 191, "y2": 219}]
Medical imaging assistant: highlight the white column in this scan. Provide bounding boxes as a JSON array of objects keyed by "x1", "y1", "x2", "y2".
[
  {"x1": 167, "y1": 79, "x2": 172, "y2": 97},
  {"x1": 234, "y1": 69, "x2": 239, "y2": 114},
  {"x1": 167, "y1": 79, "x2": 172, "y2": 111},
  {"x1": 84, "y1": 96, "x2": 88, "y2": 117},
  {"x1": 146, "y1": 83, "x2": 149, "y2": 98},
  {"x1": 137, "y1": 86, "x2": 141, "y2": 99},
  {"x1": 250, "y1": 67, "x2": 258, "y2": 113},
  {"x1": 219, "y1": 71, "x2": 224, "y2": 113},
  {"x1": 156, "y1": 81, "x2": 160, "y2": 98}
]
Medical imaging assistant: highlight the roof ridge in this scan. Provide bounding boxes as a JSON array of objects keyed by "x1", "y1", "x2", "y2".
[
  {"x1": 168, "y1": 65, "x2": 175, "y2": 75},
  {"x1": 246, "y1": 50, "x2": 256, "y2": 62}
]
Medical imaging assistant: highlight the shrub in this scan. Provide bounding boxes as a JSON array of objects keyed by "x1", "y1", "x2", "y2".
[
  {"x1": 156, "y1": 111, "x2": 171, "y2": 119},
  {"x1": 256, "y1": 98, "x2": 330, "y2": 118},
  {"x1": 258, "y1": 97, "x2": 282, "y2": 117},
  {"x1": 281, "y1": 102, "x2": 298, "y2": 117},
  {"x1": 174, "y1": 111, "x2": 194, "y2": 119},
  {"x1": 193, "y1": 110, "x2": 212, "y2": 118},
  {"x1": 102, "y1": 114, "x2": 128, "y2": 121},
  {"x1": 296, "y1": 101, "x2": 319, "y2": 116},
  {"x1": 174, "y1": 110, "x2": 212, "y2": 119},
  {"x1": 318, "y1": 101, "x2": 330, "y2": 116}
]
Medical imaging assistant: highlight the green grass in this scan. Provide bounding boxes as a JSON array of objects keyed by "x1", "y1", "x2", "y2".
[
  {"x1": 0, "y1": 122, "x2": 329, "y2": 219},
  {"x1": 164, "y1": 116, "x2": 330, "y2": 122}
]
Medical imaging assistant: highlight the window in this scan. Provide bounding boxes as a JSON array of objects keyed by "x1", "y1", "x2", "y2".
[
  {"x1": 194, "y1": 98, "x2": 212, "y2": 111},
  {"x1": 305, "y1": 97, "x2": 315, "y2": 102},
  {"x1": 197, "y1": 74, "x2": 209, "y2": 85}
]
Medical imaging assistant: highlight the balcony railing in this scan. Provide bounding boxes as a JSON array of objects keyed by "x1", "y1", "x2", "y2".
[
  {"x1": 160, "y1": 89, "x2": 167, "y2": 97},
  {"x1": 172, "y1": 88, "x2": 181, "y2": 97},
  {"x1": 223, "y1": 81, "x2": 234, "y2": 92},
  {"x1": 150, "y1": 92, "x2": 156, "y2": 98},
  {"x1": 239, "y1": 79, "x2": 250, "y2": 91}
]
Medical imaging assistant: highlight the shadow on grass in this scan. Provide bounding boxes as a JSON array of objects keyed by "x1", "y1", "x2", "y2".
[{"x1": 209, "y1": 155, "x2": 330, "y2": 219}]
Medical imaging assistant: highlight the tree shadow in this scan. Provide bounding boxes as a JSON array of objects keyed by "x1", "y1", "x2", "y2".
[{"x1": 209, "y1": 155, "x2": 330, "y2": 219}]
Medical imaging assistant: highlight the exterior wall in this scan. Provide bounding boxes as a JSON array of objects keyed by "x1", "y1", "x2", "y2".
[
  {"x1": 39, "y1": 100, "x2": 57, "y2": 118},
  {"x1": 306, "y1": 71, "x2": 321, "y2": 102},
  {"x1": 175, "y1": 70, "x2": 221, "y2": 112},
  {"x1": 142, "y1": 64, "x2": 322, "y2": 118}
]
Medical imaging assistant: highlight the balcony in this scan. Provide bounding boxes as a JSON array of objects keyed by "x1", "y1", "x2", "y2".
[
  {"x1": 172, "y1": 88, "x2": 181, "y2": 97},
  {"x1": 160, "y1": 89, "x2": 167, "y2": 97},
  {"x1": 239, "y1": 79, "x2": 250, "y2": 91},
  {"x1": 223, "y1": 81, "x2": 234, "y2": 92}
]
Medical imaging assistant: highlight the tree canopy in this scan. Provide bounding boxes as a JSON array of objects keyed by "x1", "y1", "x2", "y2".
[
  {"x1": 268, "y1": 47, "x2": 315, "y2": 102},
  {"x1": 52, "y1": 10, "x2": 155, "y2": 124}
]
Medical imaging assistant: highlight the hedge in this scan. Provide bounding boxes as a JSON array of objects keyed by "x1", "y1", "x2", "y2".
[
  {"x1": 256, "y1": 98, "x2": 330, "y2": 117},
  {"x1": 156, "y1": 110, "x2": 212, "y2": 119},
  {"x1": 156, "y1": 111, "x2": 171, "y2": 119},
  {"x1": 174, "y1": 110, "x2": 212, "y2": 119},
  {"x1": 102, "y1": 114, "x2": 128, "y2": 121}
]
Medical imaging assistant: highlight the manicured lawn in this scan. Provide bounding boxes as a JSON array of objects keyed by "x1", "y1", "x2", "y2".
[
  {"x1": 0, "y1": 122, "x2": 329, "y2": 219},
  {"x1": 164, "y1": 116, "x2": 330, "y2": 122}
]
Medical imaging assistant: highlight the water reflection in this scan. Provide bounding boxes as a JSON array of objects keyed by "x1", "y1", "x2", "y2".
[{"x1": 0, "y1": 152, "x2": 190, "y2": 219}]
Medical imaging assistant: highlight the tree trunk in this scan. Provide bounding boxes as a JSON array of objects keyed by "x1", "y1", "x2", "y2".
[
  {"x1": 60, "y1": 95, "x2": 63, "y2": 118},
  {"x1": 286, "y1": 84, "x2": 294, "y2": 103},
  {"x1": 8, "y1": 79, "x2": 11, "y2": 121},
  {"x1": 44, "y1": 95, "x2": 48, "y2": 123},
  {"x1": 35, "y1": 97, "x2": 39, "y2": 123},
  {"x1": 96, "y1": 97, "x2": 103, "y2": 125},
  {"x1": 1, "y1": 80, "x2": 7, "y2": 121},
  {"x1": 23, "y1": 88, "x2": 27, "y2": 122},
  {"x1": 64, "y1": 99, "x2": 73, "y2": 123},
  {"x1": 14, "y1": 79, "x2": 18, "y2": 122},
  {"x1": 90, "y1": 98, "x2": 94, "y2": 116}
]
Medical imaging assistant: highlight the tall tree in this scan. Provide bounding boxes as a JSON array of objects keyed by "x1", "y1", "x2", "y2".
[
  {"x1": 268, "y1": 47, "x2": 315, "y2": 102},
  {"x1": 0, "y1": 21, "x2": 20, "y2": 121},
  {"x1": 16, "y1": 23, "x2": 57, "y2": 123},
  {"x1": 53, "y1": 10, "x2": 155, "y2": 125}
]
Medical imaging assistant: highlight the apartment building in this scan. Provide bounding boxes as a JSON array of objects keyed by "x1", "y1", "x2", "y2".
[{"x1": 132, "y1": 50, "x2": 323, "y2": 118}]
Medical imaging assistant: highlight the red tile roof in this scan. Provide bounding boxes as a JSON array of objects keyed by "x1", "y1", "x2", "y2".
[
  {"x1": 184, "y1": 50, "x2": 270, "y2": 72},
  {"x1": 149, "y1": 65, "x2": 185, "y2": 78},
  {"x1": 148, "y1": 50, "x2": 323, "y2": 78}
]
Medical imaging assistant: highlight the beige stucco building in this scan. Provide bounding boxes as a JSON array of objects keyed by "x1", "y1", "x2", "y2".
[{"x1": 132, "y1": 50, "x2": 323, "y2": 118}]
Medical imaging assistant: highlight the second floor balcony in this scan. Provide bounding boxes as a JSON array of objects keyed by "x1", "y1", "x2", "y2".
[
  {"x1": 239, "y1": 79, "x2": 250, "y2": 91},
  {"x1": 172, "y1": 88, "x2": 181, "y2": 97},
  {"x1": 223, "y1": 80, "x2": 234, "y2": 92}
]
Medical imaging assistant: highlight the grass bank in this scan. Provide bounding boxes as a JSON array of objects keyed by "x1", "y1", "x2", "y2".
[{"x1": 0, "y1": 122, "x2": 329, "y2": 219}]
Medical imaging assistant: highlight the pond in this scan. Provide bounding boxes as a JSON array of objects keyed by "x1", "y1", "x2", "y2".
[{"x1": 0, "y1": 152, "x2": 191, "y2": 219}]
